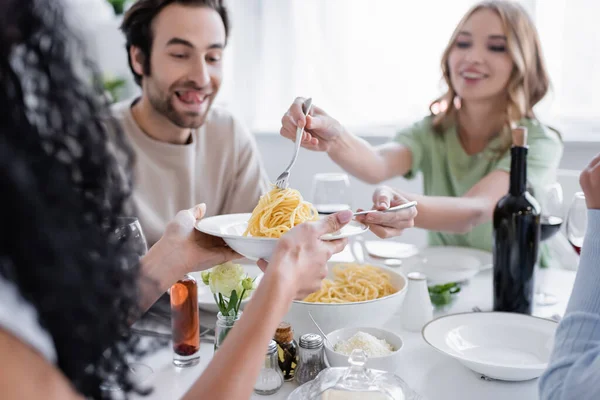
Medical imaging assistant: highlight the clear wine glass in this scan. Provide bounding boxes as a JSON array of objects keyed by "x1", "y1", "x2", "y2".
[
  {"x1": 311, "y1": 173, "x2": 352, "y2": 214},
  {"x1": 101, "y1": 217, "x2": 153, "y2": 391},
  {"x1": 535, "y1": 183, "x2": 564, "y2": 306},
  {"x1": 566, "y1": 192, "x2": 587, "y2": 255}
]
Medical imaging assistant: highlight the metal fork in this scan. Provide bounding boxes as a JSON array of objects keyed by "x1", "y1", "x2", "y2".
[{"x1": 275, "y1": 98, "x2": 313, "y2": 189}]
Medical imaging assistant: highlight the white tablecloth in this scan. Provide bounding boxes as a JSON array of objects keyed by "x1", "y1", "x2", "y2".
[{"x1": 132, "y1": 250, "x2": 576, "y2": 400}]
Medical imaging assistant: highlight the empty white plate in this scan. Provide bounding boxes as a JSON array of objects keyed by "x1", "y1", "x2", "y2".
[
  {"x1": 402, "y1": 246, "x2": 492, "y2": 283},
  {"x1": 195, "y1": 213, "x2": 368, "y2": 260},
  {"x1": 365, "y1": 240, "x2": 420, "y2": 260},
  {"x1": 422, "y1": 312, "x2": 558, "y2": 381}
]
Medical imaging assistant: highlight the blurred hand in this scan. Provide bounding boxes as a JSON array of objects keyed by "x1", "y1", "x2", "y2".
[
  {"x1": 279, "y1": 97, "x2": 345, "y2": 152},
  {"x1": 162, "y1": 204, "x2": 241, "y2": 273},
  {"x1": 580, "y1": 153, "x2": 600, "y2": 209},
  {"x1": 354, "y1": 186, "x2": 417, "y2": 238},
  {"x1": 257, "y1": 210, "x2": 353, "y2": 299}
]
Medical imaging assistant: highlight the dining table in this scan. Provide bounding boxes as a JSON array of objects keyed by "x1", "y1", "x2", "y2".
[{"x1": 130, "y1": 245, "x2": 576, "y2": 400}]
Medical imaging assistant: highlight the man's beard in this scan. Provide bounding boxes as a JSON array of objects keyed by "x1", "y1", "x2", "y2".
[{"x1": 147, "y1": 85, "x2": 210, "y2": 129}]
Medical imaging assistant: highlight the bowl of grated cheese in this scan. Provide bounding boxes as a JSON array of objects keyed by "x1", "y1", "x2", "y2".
[{"x1": 325, "y1": 327, "x2": 403, "y2": 372}]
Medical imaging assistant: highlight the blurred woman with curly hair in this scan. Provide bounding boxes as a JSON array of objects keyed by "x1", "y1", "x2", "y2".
[{"x1": 0, "y1": 0, "x2": 352, "y2": 398}]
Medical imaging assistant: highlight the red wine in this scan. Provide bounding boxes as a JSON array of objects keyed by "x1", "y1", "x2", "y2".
[
  {"x1": 540, "y1": 215, "x2": 563, "y2": 241},
  {"x1": 174, "y1": 343, "x2": 199, "y2": 356},
  {"x1": 493, "y1": 128, "x2": 540, "y2": 315},
  {"x1": 569, "y1": 237, "x2": 583, "y2": 255},
  {"x1": 314, "y1": 203, "x2": 351, "y2": 215}
]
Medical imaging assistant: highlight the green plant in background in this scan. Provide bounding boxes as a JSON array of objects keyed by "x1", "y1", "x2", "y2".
[
  {"x1": 102, "y1": 76, "x2": 126, "y2": 103},
  {"x1": 107, "y1": 0, "x2": 127, "y2": 15}
]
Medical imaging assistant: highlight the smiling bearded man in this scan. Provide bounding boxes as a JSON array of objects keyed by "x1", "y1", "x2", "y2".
[{"x1": 113, "y1": 0, "x2": 269, "y2": 246}]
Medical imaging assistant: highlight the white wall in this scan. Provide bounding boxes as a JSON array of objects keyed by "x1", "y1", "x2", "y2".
[{"x1": 253, "y1": 134, "x2": 600, "y2": 247}]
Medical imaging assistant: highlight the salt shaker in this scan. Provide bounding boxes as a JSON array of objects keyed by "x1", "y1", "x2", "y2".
[
  {"x1": 399, "y1": 272, "x2": 433, "y2": 332},
  {"x1": 254, "y1": 340, "x2": 284, "y2": 395}
]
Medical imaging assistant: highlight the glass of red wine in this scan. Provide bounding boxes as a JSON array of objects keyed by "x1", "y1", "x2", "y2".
[
  {"x1": 566, "y1": 192, "x2": 587, "y2": 255},
  {"x1": 535, "y1": 183, "x2": 564, "y2": 306},
  {"x1": 311, "y1": 173, "x2": 352, "y2": 214},
  {"x1": 540, "y1": 183, "x2": 564, "y2": 241}
]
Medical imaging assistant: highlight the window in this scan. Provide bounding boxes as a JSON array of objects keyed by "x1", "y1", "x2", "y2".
[{"x1": 219, "y1": 0, "x2": 600, "y2": 139}]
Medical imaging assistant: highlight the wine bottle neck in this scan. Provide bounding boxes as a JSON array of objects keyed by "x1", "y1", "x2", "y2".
[{"x1": 509, "y1": 146, "x2": 528, "y2": 196}]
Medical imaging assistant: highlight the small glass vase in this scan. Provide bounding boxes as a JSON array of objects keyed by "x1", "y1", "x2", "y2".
[{"x1": 214, "y1": 311, "x2": 241, "y2": 352}]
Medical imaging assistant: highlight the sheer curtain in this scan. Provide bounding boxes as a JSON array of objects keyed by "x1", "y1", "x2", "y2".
[{"x1": 220, "y1": 0, "x2": 600, "y2": 137}]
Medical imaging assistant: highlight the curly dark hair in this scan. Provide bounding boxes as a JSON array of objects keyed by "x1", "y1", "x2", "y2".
[
  {"x1": 121, "y1": 0, "x2": 230, "y2": 86},
  {"x1": 0, "y1": 0, "x2": 149, "y2": 397}
]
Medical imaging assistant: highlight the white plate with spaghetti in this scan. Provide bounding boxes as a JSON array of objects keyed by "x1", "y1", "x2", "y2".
[{"x1": 195, "y1": 213, "x2": 368, "y2": 261}]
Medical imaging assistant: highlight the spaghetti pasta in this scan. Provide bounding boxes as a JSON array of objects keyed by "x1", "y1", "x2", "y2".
[
  {"x1": 244, "y1": 187, "x2": 318, "y2": 238},
  {"x1": 303, "y1": 263, "x2": 398, "y2": 303}
]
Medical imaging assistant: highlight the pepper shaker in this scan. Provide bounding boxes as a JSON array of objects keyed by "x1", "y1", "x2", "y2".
[
  {"x1": 295, "y1": 333, "x2": 327, "y2": 385},
  {"x1": 399, "y1": 271, "x2": 433, "y2": 332}
]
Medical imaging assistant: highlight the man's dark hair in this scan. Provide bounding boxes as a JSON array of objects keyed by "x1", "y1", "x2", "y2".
[{"x1": 121, "y1": 0, "x2": 230, "y2": 86}]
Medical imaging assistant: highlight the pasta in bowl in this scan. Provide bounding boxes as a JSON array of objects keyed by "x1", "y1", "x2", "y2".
[
  {"x1": 195, "y1": 187, "x2": 368, "y2": 260},
  {"x1": 285, "y1": 263, "x2": 408, "y2": 338}
]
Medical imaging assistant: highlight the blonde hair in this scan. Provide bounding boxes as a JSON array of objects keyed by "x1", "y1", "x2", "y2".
[{"x1": 430, "y1": 1, "x2": 551, "y2": 152}]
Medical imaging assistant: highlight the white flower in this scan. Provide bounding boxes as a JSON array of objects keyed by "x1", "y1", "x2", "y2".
[{"x1": 208, "y1": 262, "x2": 245, "y2": 297}]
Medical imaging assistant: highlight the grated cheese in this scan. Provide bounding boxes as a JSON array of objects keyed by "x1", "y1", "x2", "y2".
[{"x1": 333, "y1": 331, "x2": 395, "y2": 357}]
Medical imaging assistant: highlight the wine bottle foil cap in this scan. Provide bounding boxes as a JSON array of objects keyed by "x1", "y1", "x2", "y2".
[{"x1": 512, "y1": 126, "x2": 528, "y2": 147}]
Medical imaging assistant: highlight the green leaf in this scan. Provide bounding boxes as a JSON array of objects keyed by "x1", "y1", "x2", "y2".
[
  {"x1": 428, "y1": 282, "x2": 460, "y2": 307},
  {"x1": 107, "y1": 0, "x2": 127, "y2": 14},
  {"x1": 218, "y1": 293, "x2": 228, "y2": 314},
  {"x1": 430, "y1": 291, "x2": 452, "y2": 306},
  {"x1": 228, "y1": 290, "x2": 238, "y2": 313},
  {"x1": 235, "y1": 289, "x2": 246, "y2": 314}
]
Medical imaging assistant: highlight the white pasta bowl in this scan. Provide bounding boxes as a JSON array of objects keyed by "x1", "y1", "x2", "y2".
[
  {"x1": 284, "y1": 263, "x2": 407, "y2": 338},
  {"x1": 324, "y1": 327, "x2": 404, "y2": 372},
  {"x1": 195, "y1": 213, "x2": 368, "y2": 261},
  {"x1": 422, "y1": 312, "x2": 557, "y2": 381}
]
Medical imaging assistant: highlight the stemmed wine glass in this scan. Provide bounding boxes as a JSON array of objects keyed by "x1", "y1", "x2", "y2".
[
  {"x1": 535, "y1": 183, "x2": 564, "y2": 306},
  {"x1": 101, "y1": 217, "x2": 153, "y2": 391},
  {"x1": 311, "y1": 173, "x2": 352, "y2": 214},
  {"x1": 566, "y1": 192, "x2": 587, "y2": 255}
]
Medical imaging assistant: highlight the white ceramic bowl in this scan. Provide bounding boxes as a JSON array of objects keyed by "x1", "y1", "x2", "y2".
[
  {"x1": 325, "y1": 326, "x2": 404, "y2": 372},
  {"x1": 195, "y1": 213, "x2": 368, "y2": 261},
  {"x1": 401, "y1": 246, "x2": 493, "y2": 283},
  {"x1": 422, "y1": 312, "x2": 558, "y2": 381},
  {"x1": 284, "y1": 263, "x2": 407, "y2": 338}
]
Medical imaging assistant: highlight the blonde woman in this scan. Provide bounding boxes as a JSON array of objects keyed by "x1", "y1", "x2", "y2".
[{"x1": 279, "y1": 0, "x2": 563, "y2": 252}]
